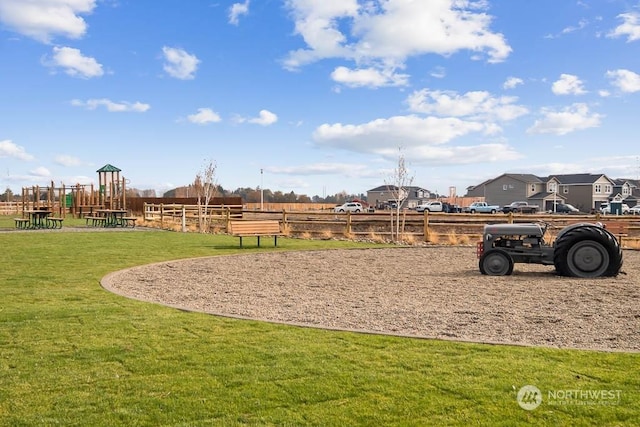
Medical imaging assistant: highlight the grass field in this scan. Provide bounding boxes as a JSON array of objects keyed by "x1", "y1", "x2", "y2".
[{"x1": 0, "y1": 216, "x2": 638, "y2": 425}]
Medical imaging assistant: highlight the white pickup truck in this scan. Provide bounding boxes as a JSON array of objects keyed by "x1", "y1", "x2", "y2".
[
  {"x1": 415, "y1": 201, "x2": 444, "y2": 212},
  {"x1": 463, "y1": 202, "x2": 500, "y2": 214}
]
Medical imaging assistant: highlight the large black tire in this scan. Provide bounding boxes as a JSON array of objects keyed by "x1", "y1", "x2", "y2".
[
  {"x1": 479, "y1": 249, "x2": 514, "y2": 276},
  {"x1": 553, "y1": 225, "x2": 622, "y2": 277}
]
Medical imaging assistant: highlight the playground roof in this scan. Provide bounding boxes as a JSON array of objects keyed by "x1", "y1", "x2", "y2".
[{"x1": 96, "y1": 164, "x2": 121, "y2": 173}]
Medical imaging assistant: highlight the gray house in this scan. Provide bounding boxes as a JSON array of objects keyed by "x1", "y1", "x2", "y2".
[
  {"x1": 367, "y1": 185, "x2": 431, "y2": 209},
  {"x1": 612, "y1": 179, "x2": 639, "y2": 207},
  {"x1": 464, "y1": 172, "x2": 617, "y2": 212},
  {"x1": 545, "y1": 174, "x2": 615, "y2": 212},
  {"x1": 463, "y1": 173, "x2": 564, "y2": 208}
]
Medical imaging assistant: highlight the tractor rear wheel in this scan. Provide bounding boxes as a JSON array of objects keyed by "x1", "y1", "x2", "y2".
[
  {"x1": 479, "y1": 249, "x2": 514, "y2": 276},
  {"x1": 553, "y1": 225, "x2": 622, "y2": 277}
]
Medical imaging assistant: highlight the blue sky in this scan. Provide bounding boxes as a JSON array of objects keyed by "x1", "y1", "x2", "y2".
[{"x1": 2, "y1": 0, "x2": 640, "y2": 198}]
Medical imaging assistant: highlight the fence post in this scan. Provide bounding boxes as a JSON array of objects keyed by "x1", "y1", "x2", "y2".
[
  {"x1": 508, "y1": 212, "x2": 514, "y2": 224},
  {"x1": 282, "y1": 209, "x2": 288, "y2": 233},
  {"x1": 182, "y1": 205, "x2": 186, "y2": 233},
  {"x1": 346, "y1": 211, "x2": 352, "y2": 235},
  {"x1": 424, "y1": 210, "x2": 430, "y2": 242},
  {"x1": 160, "y1": 203, "x2": 164, "y2": 228}
]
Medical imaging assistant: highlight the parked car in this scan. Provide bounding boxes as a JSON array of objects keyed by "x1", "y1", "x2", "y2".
[
  {"x1": 600, "y1": 203, "x2": 630, "y2": 215},
  {"x1": 627, "y1": 205, "x2": 640, "y2": 215},
  {"x1": 463, "y1": 202, "x2": 500, "y2": 214},
  {"x1": 552, "y1": 203, "x2": 580, "y2": 214},
  {"x1": 334, "y1": 202, "x2": 363, "y2": 213},
  {"x1": 415, "y1": 201, "x2": 443, "y2": 213},
  {"x1": 502, "y1": 201, "x2": 539, "y2": 214}
]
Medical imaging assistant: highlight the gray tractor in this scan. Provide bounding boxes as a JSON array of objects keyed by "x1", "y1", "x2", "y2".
[{"x1": 477, "y1": 222, "x2": 623, "y2": 277}]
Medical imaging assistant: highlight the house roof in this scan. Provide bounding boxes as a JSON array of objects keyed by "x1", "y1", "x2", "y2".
[
  {"x1": 503, "y1": 173, "x2": 543, "y2": 183},
  {"x1": 544, "y1": 173, "x2": 611, "y2": 185},
  {"x1": 529, "y1": 191, "x2": 566, "y2": 201},
  {"x1": 367, "y1": 185, "x2": 430, "y2": 193}
]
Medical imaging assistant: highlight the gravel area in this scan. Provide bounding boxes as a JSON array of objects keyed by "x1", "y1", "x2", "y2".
[{"x1": 102, "y1": 246, "x2": 640, "y2": 352}]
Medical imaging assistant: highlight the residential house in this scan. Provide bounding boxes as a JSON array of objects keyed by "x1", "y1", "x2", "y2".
[
  {"x1": 464, "y1": 173, "x2": 618, "y2": 212},
  {"x1": 463, "y1": 173, "x2": 566, "y2": 208},
  {"x1": 367, "y1": 185, "x2": 431, "y2": 209},
  {"x1": 546, "y1": 174, "x2": 615, "y2": 212},
  {"x1": 612, "y1": 179, "x2": 639, "y2": 207}
]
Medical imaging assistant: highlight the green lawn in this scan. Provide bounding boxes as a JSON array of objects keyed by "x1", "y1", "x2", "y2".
[{"x1": 0, "y1": 217, "x2": 638, "y2": 426}]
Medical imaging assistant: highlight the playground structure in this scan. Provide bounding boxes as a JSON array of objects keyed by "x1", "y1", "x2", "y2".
[{"x1": 19, "y1": 164, "x2": 128, "y2": 218}]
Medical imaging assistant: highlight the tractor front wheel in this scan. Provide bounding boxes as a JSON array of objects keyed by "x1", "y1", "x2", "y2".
[{"x1": 479, "y1": 249, "x2": 514, "y2": 276}]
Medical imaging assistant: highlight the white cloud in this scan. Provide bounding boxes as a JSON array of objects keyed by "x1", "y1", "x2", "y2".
[
  {"x1": 43, "y1": 46, "x2": 103, "y2": 78},
  {"x1": 71, "y1": 98, "x2": 150, "y2": 112},
  {"x1": 0, "y1": 0, "x2": 95, "y2": 43},
  {"x1": 313, "y1": 115, "x2": 490, "y2": 152},
  {"x1": 608, "y1": 12, "x2": 640, "y2": 42},
  {"x1": 402, "y1": 143, "x2": 522, "y2": 165},
  {"x1": 269, "y1": 162, "x2": 369, "y2": 176},
  {"x1": 283, "y1": 0, "x2": 511, "y2": 87},
  {"x1": 503, "y1": 76, "x2": 523, "y2": 90},
  {"x1": 248, "y1": 110, "x2": 278, "y2": 126},
  {"x1": 545, "y1": 18, "x2": 589, "y2": 39},
  {"x1": 0, "y1": 139, "x2": 35, "y2": 161},
  {"x1": 187, "y1": 108, "x2": 222, "y2": 125},
  {"x1": 162, "y1": 46, "x2": 200, "y2": 80},
  {"x1": 606, "y1": 69, "x2": 640, "y2": 93},
  {"x1": 527, "y1": 103, "x2": 603, "y2": 135},
  {"x1": 552, "y1": 74, "x2": 587, "y2": 95},
  {"x1": 406, "y1": 89, "x2": 529, "y2": 122},
  {"x1": 430, "y1": 66, "x2": 446, "y2": 79},
  {"x1": 30, "y1": 166, "x2": 51, "y2": 177},
  {"x1": 331, "y1": 66, "x2": 409, "y2": 88},
  {"x1": 54, "y1": 154, "x2": 82, "y2": 166},
  {"x1": 229, "y1": 1, "x2": 249, "y2": 25}
]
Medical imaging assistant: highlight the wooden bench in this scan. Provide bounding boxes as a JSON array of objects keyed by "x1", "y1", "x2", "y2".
[
  {"x1": 47, "y1": 217, "x2": 64, "y2": 229},
  {"x1": 228, "y1": 220, "x2": 283, "y2": 248},
  {"x1": 85, "y1": 216, "x2": 105, "y2": 227},
  {"x1": 14, "y1": 218, "x2": 29, "y2": 229},
  {"x1": 122, "y1": 216, "x2": 137, "y2": 227}
]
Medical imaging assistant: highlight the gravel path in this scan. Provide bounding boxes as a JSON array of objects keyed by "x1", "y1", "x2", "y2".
[{"x1": 102, "y1": 247, "x2": 640, "y2": 352}]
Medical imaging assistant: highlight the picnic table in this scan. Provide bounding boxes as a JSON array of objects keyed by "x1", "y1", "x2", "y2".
[
  {"x1": 15, "y1": 209, "x2": 63, "y2": 229},
  {"x1": 96, "y1": 209, "x2": 127, "y2": 227},
  {"x1": 86, "y1": 210, "x2": 137, "y2": 228},
  {"x1": 26, "y1": 209, "x2": 51, "y2": 229}
]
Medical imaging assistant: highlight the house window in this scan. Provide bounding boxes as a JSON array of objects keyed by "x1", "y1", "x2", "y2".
[
  {"x1": 548, "y1": 182, "x2": 557, "y2": 193},
  {"x1": 503, "y1": 184, "x2": 508, "y2": 190},
  {"x1": 530, "y1": 184, "x2": 535, "y2": 192},
  {"x1": 604, "y1": 185, "x2": 612, "y2": 194},
  {"x1": 623, "y1": 186, "x2": 630, "y2": 196},
  {"x1": 594, "y1": 184, "x2": 602, "y2": 194},
  {"x1": 563, "y1": 186, "x2": 568, "y2": 194}
]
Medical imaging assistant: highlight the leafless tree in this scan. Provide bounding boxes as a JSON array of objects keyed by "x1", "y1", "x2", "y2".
[
  {"x1": 384, "y1": 147, "x2": 414, "y2": 241},
  {"x1": 193, "y1": 159, "x2": 218, "y2": 233}
]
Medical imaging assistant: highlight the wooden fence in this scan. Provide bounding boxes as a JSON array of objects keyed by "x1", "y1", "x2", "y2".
[
  {"x1": 0, "y1": 202, "x2": 22, "y2": 215},
  {"x1": 141, "y1": 203, "x2": 640, "y2": 245}
]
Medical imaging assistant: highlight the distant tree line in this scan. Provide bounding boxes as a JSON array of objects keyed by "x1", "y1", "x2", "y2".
[{"x1": 157, "y1": 185, "x2": 368, "y2": 204}]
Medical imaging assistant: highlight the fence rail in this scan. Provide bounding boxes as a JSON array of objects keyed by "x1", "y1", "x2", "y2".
[
  {"x1": 141, "y1": 204, "x2": 640, "y2": 244},
  {"x1": 0, "y1": 202, "x2": 22, "y2": 215}
]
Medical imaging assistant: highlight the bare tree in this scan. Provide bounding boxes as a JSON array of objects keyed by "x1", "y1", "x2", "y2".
[
  {"x1": 193, "y1": 159, "x2": 218, "y2": 233},
  {"x1": 384, "y1": 147, "x2": 414, "y2": 241}
]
